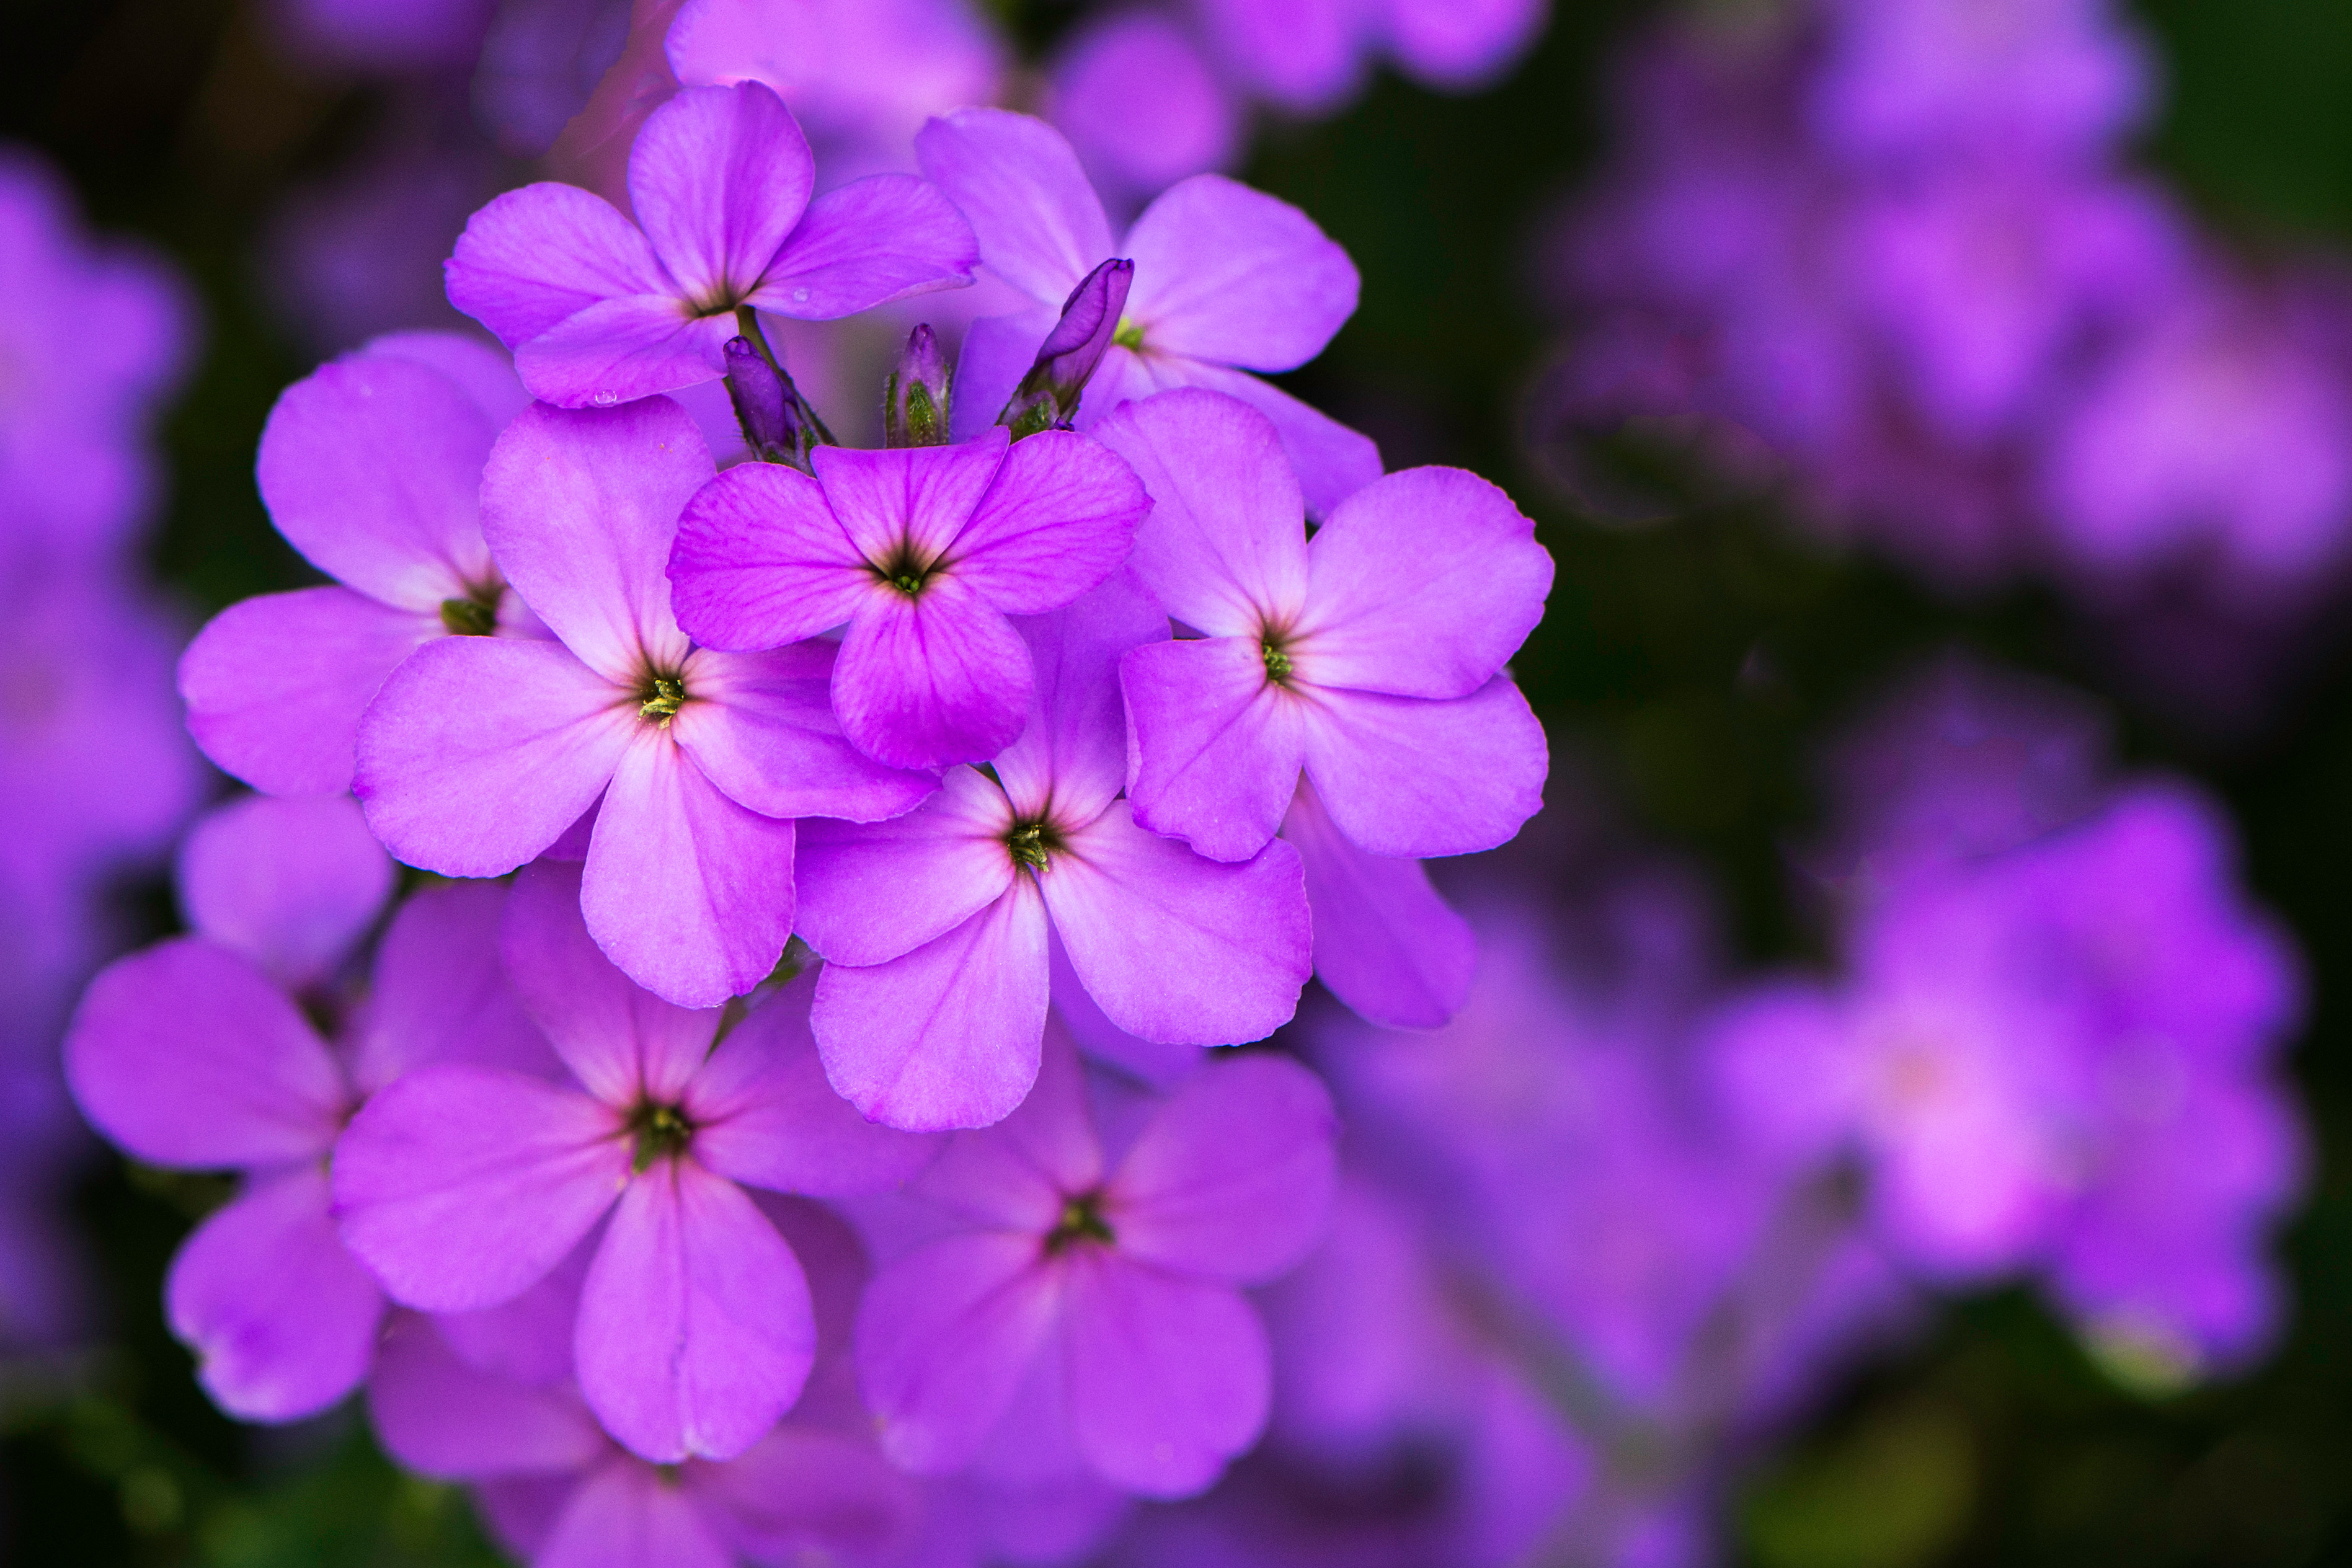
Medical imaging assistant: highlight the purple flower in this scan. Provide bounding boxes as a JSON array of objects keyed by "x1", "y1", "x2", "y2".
[
  {"x1": 915, "y1": 108, "x2": 1379, "y2": 516},
  {"x1": 264, "y1": 0, "x2": 495, "y2": 73},
  {"x1": 333, "y1": 861, "x2": 941, "y2": 1461},
  {"x1": 64, "y1": 797, "x2": 544, "y2": 1421},
  {"x1": 1048, "y1": 10, "x2": 1241, "y2": 206},
  {"x1": 180, "y1": 331, "x2": 534, "y2": 798},
  {"x1": 792, "y1": 575, "x2": 1314, "y2": 1130},
  {"x1": 1192, "y1": 0, "x2": 1550, "y2": 113},
  {"x1": 854, "y1": 1030, "x2": 1338, "y2": 1497},
  {"x1": 667, "y1": 422, "x2": 1150, "y2": 773},
  {"x1": 1001, "y1": 257, "x2": 1137, "y2": 438},
  {"x1": 445, "y1": 80, "x2": 979, "y2": 408},
  {"x1": 353, "y1": 396, "x2": 933, "y2": 1008}
]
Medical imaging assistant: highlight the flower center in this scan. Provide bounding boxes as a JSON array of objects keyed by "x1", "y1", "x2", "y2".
[
  {"x1": 1006, "y1": 815, "x2": 1059, "y2": 870},
  {"x1": 628, "y1": 1101, "x2": 693, "y2": 1172},
  {"x1": 869, "y1": 538, "x2": 939, "y2": 598},
  {"x1": 1261, "y1": 639, "x2": 1294, "y2": 682},
  {"x1": 1044, "y1": 1190, "x2": 1116, "y2": 1254},
  {"x1": 1112, "y1": 317, "x2": 1144, "y2": 351},
  {"x1": 638, "y1": 674, "x2": 687, "y2": 725},
  {"x1": 438, "y1": 582, "x2": 502, "y2": 637}
]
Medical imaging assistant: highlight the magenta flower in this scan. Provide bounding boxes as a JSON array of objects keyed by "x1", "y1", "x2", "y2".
[
  {"x1": 856, "y1": 1033, "x2": 1339, "y2": 1497},
  {"x1": 1194, "y1": 0, "x2": 1551, "y2": 113},
  {"x1": 668, "y1": 425, "x2": 1150, "y2": 772},
  {"x1": 64, "y1": 797, "x2": 546, "y2": 1422},
  {"x1": 333, "y1": 862, "x2": 940, "y2": 1463},
  {"x1": 179, "y1": 332, "x2": 535, "y2": 798},
  {"x1": 354, "y1": 396, "x2": 934, "y2": 1008},
  {"x1": 1047, "y1": 9, "x2": 1240, "y2": 205},
  {"x1": 1092, "y1": 389, "x2": 1548, "y2": 1025},
  {"x1": 914, "y1": 108, "x2": 1378, "y2": 516},
  {"x1": 792, "y1": 576, "x2": 1313, "y2": 1130},
  {"x1": 445, "y1": 81, "x2": 977, "y2": 409}
]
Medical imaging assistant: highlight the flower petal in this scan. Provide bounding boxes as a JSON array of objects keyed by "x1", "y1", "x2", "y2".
[
  {"x1": 352, "y1": 882, "x2": 562, "y2": 1097},
  {"x1": 810, "y1": 430, "x2": 1010, "y2": 577},
  {"x1": 1119, "y1": 636, "x2": 1304, "y2": 863},
  {"x1": 812, "y1": 881, "x2": 1051, "y2": 1132},
  {"x1": 445, "y1": 181, "x2": 670, "y2": 350},
  {"x1": 354, "y1": 636, "x2": 635, "y2": 878},
  {"x1": 66, "y1": 939, "x2": 345, "y2": 1168},
  {"x1": 357, "y1": 329, "x2": 530, "y2": 428},
  {"x1": 175, "y1": 794, "x2": 394, "y2": 990},
  {"x1": 1050, "y1": 936, "x2": 1205, "y2": 1088},
  {"x1": 481, "y1": 399, "x2": 711, "y2": 681},
  {"x1": 584, "y1": 734, "x2": 801, "y2": 1008},
  {"x1": 1062, "y1": 1255, "x2": 1269, "y2": 1497},
  {"x1": 627, "y1": 82, "x2": 814, "y2": 309},
  {"x1": 946, "y1": 308, "x2": 1057, "y2": 442},
  {"x1": 167, "y1": 1166, "x2": 385, "y2": 1422},
  {"x1": 369, "y1": 1311, "x2": 607, "y2": 1479},
  {"x1": 575, "y1": 1158, "x2": 817, "y2": 1463},
  {"x1": 332, "y1": 1064, "x2": 629, "y2": 1313},
  {"x1": 1123, "y1": 175, "x2": 1359, "y2": 373},
  {"x1": 1160, "y1": 358, "x2": 1383, "y2": 520},
  {"x1": 793, "y1": 766, "x2": 1016, "y2": 967},
  {"x1": 684, "y1": 1424, "x2": 921, "y2": 1564},
  {"x1": 995, "y1": 572, "x2": 1168, "y2": 826},
  {"x1": 1088, "y1": 387, "x2": 1308, "y2": 636},
  {"x1": 1294, "y1": 465, "x2": 1552, "y2": 699},
  {"x1": 903, "y1": 1019, "x2": 1103, "y2": 1231},
  {"x1": 669, "y1": 461, "x2": 869, "y2": 650},
  {"x1": 672, "y1": 644, "x2": 939, "y2": 822},
  {"x1": 856, "y1": 1231, "x2": 1062, "y2": 1473},
  {"x1": 915, "y1": 109, "x2": 1112, "y2": 306},
  {"x1": 504, "y1": 858, "x2": 726, "y2": 1105},
  {"x1": 949, "y1": 428, "x2": 1150, "y2": 615},
  {"x1": 1042, "y1": 803, "x2": 1310, "y2": 1046},
  {"x1": 1284, "y1": 779, "x2": 1475, "y2": 1029},
  {"x1": 1106, "y1": 1053, "x2": 1338, "y2": 1285},
  {"x1": 834, "y1": 572, "x2": 1034, "y2": 771},
  {"x1": 686, "y1": 970, "x2": 944, "y2": 1197},
  {"x1": 515, "y1": 295, "x2": 740, "y2": 408},
  {"x1": 258, "y1": 354, "x2": 500, "y2": 609},
  {"x1": 179, "y1": 587, "x2": 440, "y2": 798},
  {"x1": 749, "y1": 174, "x2": 980, "y2": 318},
  {"x1": 1297, "y1": 676, "x2": 1548, "y2": 858},
  {"x1": 538, "y1": 1455, "x2": 737, "y2": 1568}
]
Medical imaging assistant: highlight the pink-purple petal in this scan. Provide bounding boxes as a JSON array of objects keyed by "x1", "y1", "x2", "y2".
[
  {"x1": 353, "y1": 882, "x2": 561, "y2": 1097},
  {"x1": 445, "y1": 181, "x2": 672, "y2": 350},
  {"x1": 750, "y1": 174, "x2": 981, "y2": 318},
  {"x1": 515, "y1": 296, "x2": 740, "y2": 409},
  {"x1": 949, "y1": 429, "x2": 1151, "y2": 616},
  {"x1": 685, "y1": 972, "x2": 944, "y2": 1197},
  {"x1": 1061, "y1": 1254, "x2": 1269, "y2": 1497},
  {"x1": 669, "y1": 461, "x2": 869, "y2": 650},
  {"x1": 332, "y1": 1064, "x2": 630, "y2": 1313},
  {"x1": 1088, "y1": 388, "x2": 1310, "y2": 636},
  {"x1": 536, "y1": 1455, "x2": 737, "y2": 1568},
  {"x1": 175, "y1": 794, "x2": 394, "y2": 990},
  {"x1": 1284, "y1": 779, "x2": 1476, "y2": 1029},
  {"x1": 369, "y1": 1312, "x2": 606, "y2": 1479},
  {"x1": 672, "y1": 644, "x2": 939, "y2": 823},
  {"x1": 996, "y1": 572, "x2": 1168, "y2": 826},
  {"x1": 582, "y1": 735, "x2": 800, "y2": 1008},
  {"x1": 834, "y1": 573, "x2": 1034, "y2": 771},
  {"x1": 1120, "y1": 636, "x2": 1304, "y2": 863},
  {"x1": 354, "y1": 636, "x2": 635, "y2": 878},
  {"x1": 480, "y1": 399, "x2": 709, "y2": 682},
  {"x1": 66, "y1": 939, "x2": 347, "y2": 1169},
  {"x1": 812, "y1": 881, "x2": 1052, "y2": 1132},
  {"x1": 810, "y1": 431, "x2": 1010, "y2": 575},
  {"x1": 357, "y1": 329, "x2": 530, "y2": 428},
  {"x1": 179, "y1": 587, "x2": 440, "y2": 797},
  {"x1": 947, "y1": 309, "x2": 1057, "y2": 443},
  {"x1": 792, "y1": 766, "x2": 1017, "y2": 967},
  {"x1": 1165, "y1": 358, "x2": 1384, "y2": 520},
  {"x1": 1042, "y1": 803, "x2": 1310, "y2": 1047},
  {"x1": 626, "y1": 82, "x2": 814, "y2": 309},
  {"x1": 856, "y1": 1231, "x2": 1062, "y2": 1473},
  {"x1": 1107, "y1": 1054, "x2": 1339, "y2": 1285},
  {"x1": 575, "y1": 1159, "x2": 817, "y2": 1463},
  {"x1": 167, "y1": 1166, "x2": 386, "y2": 1422},
  {"x1": 905, "y1": 1022, "x2": 1104, "y2": 1232},
  {"x1": 1298, "y1": 676, "x2": 1548, "y2": 858},
  {"x1": 686, "y1": 1424, "x2": 921, "y2": 1564},
  {"x1": 1122, "y1": 174, "x2": 1360, "y2": 373},
  {"x1": 915, "y1": 109, "x2": 1112, "y2": 307},
  {"x1": 1295, "y1": 465, "x2": 1553, "y2": 699}
]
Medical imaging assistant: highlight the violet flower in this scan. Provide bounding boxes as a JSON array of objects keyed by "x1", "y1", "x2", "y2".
[
  {"x1": 353, "y1": 396, "x2": 934, "y2": 1008},
  {"x1": 180, "y1": 331, "x2": 535, "y2": 797},
  {"x1": 1092, "y1": 388, "x2": 1549, "y2": 1027},
  {"x1": 915, "y1": 107, "x2": 1378, "y2": 516},
  {"x1": 1000, "y1": 257, "x2": 1136, "y2": 438},
  {"x1": 884, "y1": 323, "x2": 952, "y2": 448},
  {"x1": 64, "y1": 797, "x2": 546, "y2": 1422},
  {"x1": 855, "y1": 1030, "x2": 1339, "y2": 1497},
  {"x1": 1048, "y1": 9, "x2": 1240, "y2": 206},
  {"x1": 667, "y1": 422, "x2": 1150, "y2": 774},
  {"x1": 1192, "y1": 0, "x2": 1551, "y2": 115},
  {"x1": 792, "y1": 575, "x2": 1313, "y2": 1130},
  {"x1": 332, "y1": 862, "x2": 941, "y2": 1462},
  {"x1": 445, "y1": 80, "x2": 978, "y2": 408}
]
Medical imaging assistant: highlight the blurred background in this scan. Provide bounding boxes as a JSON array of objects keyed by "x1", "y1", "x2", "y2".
[{"x1": 8, "y1": 0, "x2": 2352, "y2": 1563}]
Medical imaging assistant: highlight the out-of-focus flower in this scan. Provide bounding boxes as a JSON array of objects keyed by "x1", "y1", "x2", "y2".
[
  {"x1": 1192, "y1": 0, "x2": 1549, "y2": 115},
  {"x1": 265, "y1": 0, "x2": 499, "y2": 75},
  {"x1": 1049, "y1": 11, "x2": 1241, "y2": 210}
]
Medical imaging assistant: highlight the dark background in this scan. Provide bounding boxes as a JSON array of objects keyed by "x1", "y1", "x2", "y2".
[{"x1": 7, "y1": 1, "x2": 2352, "y2": 1562}]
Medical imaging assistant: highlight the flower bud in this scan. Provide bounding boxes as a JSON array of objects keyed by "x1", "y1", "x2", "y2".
[
  {"x1": 724, "y1": 335, "x2": 835, "y2": 470},
  {"x1": 884, "y1": 324, "x2": 952, "y2": 448},
  {"x1": 998, "y1": 257, "x2": 1135, "y2": 440}
]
